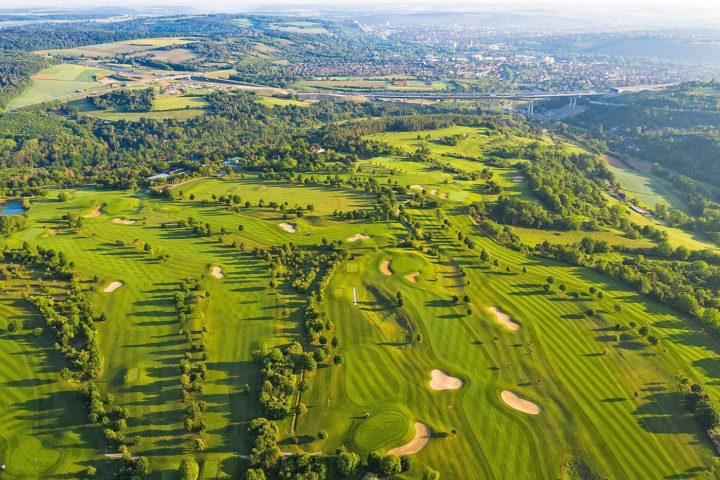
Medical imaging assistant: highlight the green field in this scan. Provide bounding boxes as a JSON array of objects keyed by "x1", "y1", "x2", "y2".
[
  {"x1": 3, "y1": 128, "x2": 720, "y2": 478},
  {"x1": 8, "y1": 64, "x2": 112, "y2": 110},
  {"x1": 36, "y1": 37, "x2": 194, "y2": 58},
  {"x1": 256, "y1": 96, "x2": 312, "y2": 107},
  {"x1": 70, "y1": 93, "x2": 210, "y2": 121},
  {"x1": 603, "y1": 154, "x2": 687, "y2": 210}
]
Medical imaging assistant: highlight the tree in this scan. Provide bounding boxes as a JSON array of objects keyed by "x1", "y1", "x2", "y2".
[
  {"x1": 296, "y1": 403, "x2": 308, "y2": 416},
  {"x1": 179, "y1": 458, "x2": 199, "y2": 480},
  {"x1": 245, "y1": 469, "x2": 266, "y2": 480},
  {"x1": 7, "y1": 319, "x2": 22, "y2": 332},
  {"x1": 336, "y1": 450, "x2": 360, "y2": 476},
  {"x1": 333, "y1": 354, "x2": 344, "y2": 365},
  {"x1": 379, "y1": 455, "x2": 402, "y2": 476},
  {"x1": 400, "y1": 455, "x2": 412, "y2": 472},
  {"x1": 423, "y1": 467, "x2": 441, "y2": 480},
  {"x1": 318, "y1": 429, "x2": 328, "y2": 439}
]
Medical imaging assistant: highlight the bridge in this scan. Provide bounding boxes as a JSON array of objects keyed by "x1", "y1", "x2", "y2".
[{"x1": 296, "y1": 90, "x2": 613, "y2": 115}]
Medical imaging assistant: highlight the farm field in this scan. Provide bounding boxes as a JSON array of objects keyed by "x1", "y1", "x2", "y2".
[
  {"x1": 8, "y1": 63, "x2": 112, "y2": 110},
  {"x1": 603, "y1": 154, "x2": 687, "y2": 210},
  {"x1": 35, "y1": 37, "x2": 195, "y2": 58},
  {"x1": 2, "y1": 125, "x2": 720, "y2": 479}
]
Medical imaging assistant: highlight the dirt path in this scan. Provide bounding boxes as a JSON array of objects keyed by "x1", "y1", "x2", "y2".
[
  {"x1": 489, "y1": 306, "x2": 520, "y2": 331},
  {"x1": 379, "y1": 260, "x2": 393, "y2": 276},
  {"x1": 501, "y1": 390, "x2": 540, "y2": 415},
  {"x1": 429, "y1": 369, "x2": 463, "y2": 390},
  {"x1": 387, "y1": 422, "x2": 430, "y2": 455}
]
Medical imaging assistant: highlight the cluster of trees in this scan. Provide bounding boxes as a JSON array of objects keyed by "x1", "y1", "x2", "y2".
[
  {"x1": 79, "y1": 382, "x2": 140, "y2": 448},
  {"x1": 523, "y1": 144, "x2": 615, "y2": 222},
  {"x1": 4, "y1": 245, "x2": 105, "y2": 379},
  {"x1": 244, "y1": 417, "x2": 423, "y2": 479},
  {"x1": 0, "y1": 212, "x2": 28, "y2": 234},
  {"x1": 230, "y1": 63, "x2": 302, "y2": 88},
  {"x1": 254, "y1": 340, "x2": 339, "y2": 419},
  {"x1": 173, "y1": 279, "x2": 210, "y2": 451},
  {"x1": 90, "y1": 88, "x2": 156, "y2": 112},
  {"x1": 682, "y1": 382, "x2": 720, "y2": 431}
]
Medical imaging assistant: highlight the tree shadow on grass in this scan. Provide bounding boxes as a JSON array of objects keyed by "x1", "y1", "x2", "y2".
[{"x1": 633, "y1": 390, "x2": 699, "y2": 436}]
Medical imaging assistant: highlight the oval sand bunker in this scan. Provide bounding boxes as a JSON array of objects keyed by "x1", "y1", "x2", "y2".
[
  {"x1": 211, "y1": 266, "x2": 224, "y2": 279},
  {"x1": 501, "y1": 390, "x2": 540, "y2": 415},
  {"x1": 278, "y1": 222, "x2": 296, "y2": 233},
  {"x1": 387, "y1": 422, "x2": 430, "y2": 455},
  {"x1": 104, "y1": 281, "x2": 124, "y2": 293},
  {"x1": 429, "y1": 369, "x2": 463, "y2": 390},
  {"x1": 379, "y1": 260, "x2": 393, "y2": 276},
  {"x1": 489, "y1": 306, "x2": 520, "y2": 331}
]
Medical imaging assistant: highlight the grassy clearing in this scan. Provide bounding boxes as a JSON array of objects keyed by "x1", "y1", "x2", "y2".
[
  {"x1": 268, "y1": 22, "x2": 330, "y2": 35},
  {"x1": 8, "y1": 64, "x2": 112, "y2": 110},
  {"x1": 70, "y1": 93, "x2": 210, "y2": 121},
  {"x1": 256, "y1": 96, "x2": 312, "y2": 107}
]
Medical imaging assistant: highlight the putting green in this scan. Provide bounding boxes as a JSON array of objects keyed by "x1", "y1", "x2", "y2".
[
  {"x1": 352, "y1": 410, "x2": 411, "y2": 452},
  {"x1": 5, "y1": 435, "x2": 63, "y2": 476}
]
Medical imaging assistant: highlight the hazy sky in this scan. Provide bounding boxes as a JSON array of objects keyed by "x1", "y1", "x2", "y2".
[
  {"x1": 2, "y1": 0, "x2": 719, "y2": 10},
  {"x1": 2, "y1": 0, "x2": 720, "y2": 27}
]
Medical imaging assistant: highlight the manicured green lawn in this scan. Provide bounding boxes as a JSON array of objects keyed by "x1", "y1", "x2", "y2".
[{"x1": 4, "y1": 131, "x2": 720, "y2": 478}]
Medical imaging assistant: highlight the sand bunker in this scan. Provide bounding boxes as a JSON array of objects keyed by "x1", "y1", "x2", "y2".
[
  {"x1": 404, "y1": 271, "x2": 420, "y2": 283},
  {"x1": 429, "y1": 369, "x2": 463, "y2": 390},
  {"x1": 439, "y1": 192, "x2": 448, "y2": 199},
  {"x1": 512, "y1": 176, "x2": 525, "y2": 183},
  {"x1": 112, "y1": 218, "x2": 136, "y2": 225},
  {"x1": 44, "y1": 227, "x2": 57, "y2": 236},
  {"x1": 279, "y1": 222, "x2": 296, "y2": 233},
  {"x1": 84, "y1": 204, "x2": 105, "y2": 218},
  {"x1": 103, "y1": 281, "x2": 123, "y2": 293},
  {"x1": 489, "y1": 306, "x2": 520, "y2": 331},
  {"x1": 409, "y1": 184, "x2": 424, "y2": 191},
  {"x1": 211, "y1": 266, "x2": 224, "y2": 279},
  {"x1": 429, "y1": 189, "x2": 438, "y2": 195},
  {"x1": 387, "y1": 422, "x2": 430, "y2": 456},
  {"x1": 347, "y1": 233, "x2": 370, "y2": 242},
  {"x1": 379, "y1": 260, "x2": 393, "y2": 276},
  {"x1": 501, "y1": 390, "x2": 541, "y2": 415}
]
